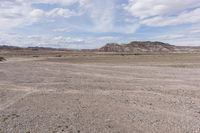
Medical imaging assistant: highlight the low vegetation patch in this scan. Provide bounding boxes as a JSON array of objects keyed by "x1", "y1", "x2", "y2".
[
  {"x1": 32, "y1": 55, "x2": 39, "y2": 58},
  {"x1": 0, "y1": 57, "x2": 6, "y2": 61},
  {"x1": 56, "y1": 54, "x2": 62, "y2": 57}
]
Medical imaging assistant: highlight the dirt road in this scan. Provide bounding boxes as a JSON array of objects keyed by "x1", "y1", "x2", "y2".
[{"x1": 0, "y1": 55, "x2": 200, "y2": 133}]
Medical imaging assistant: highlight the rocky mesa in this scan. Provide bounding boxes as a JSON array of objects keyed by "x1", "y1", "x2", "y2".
[{"x1": 99, "y1": 41, "x2": 176, "y2": 52}]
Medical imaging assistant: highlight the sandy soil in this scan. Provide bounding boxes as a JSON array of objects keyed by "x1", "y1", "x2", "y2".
[{"x1": 0, "y1": 54, "x2": 200, "y2": 133}]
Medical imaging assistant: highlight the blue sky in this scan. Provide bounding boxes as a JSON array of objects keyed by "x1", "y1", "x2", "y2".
[{"x1": 0, "y1": 0, "x2": 200, "y2": 49}]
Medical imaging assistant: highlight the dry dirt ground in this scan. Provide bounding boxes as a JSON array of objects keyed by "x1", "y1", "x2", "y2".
[{"x1": 1, "y1": 53, "x2": 200, "y2": 133}]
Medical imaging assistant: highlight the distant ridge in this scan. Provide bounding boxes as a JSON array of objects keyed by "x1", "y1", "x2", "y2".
[
  {"x1": 0, "y1": 45, "x2": 71, "y2": 51},
  {"x1": 1, "y1": 41, "x2": 200, "y2": 53},
  {"x1": 0, "y1": 45, "x2": 21, "y2": 50},
  {"x1": 99, "y1": 41, "x2": 175, "y2": 52}
]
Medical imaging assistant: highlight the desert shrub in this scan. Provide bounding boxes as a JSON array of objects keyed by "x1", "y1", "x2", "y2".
[
  {"x1": 33, "y1": 55, "x2": 39, "y2": 58},
  {"x1": 0, "y1": 57, "x2": 6, "y2": 61},
  {"x1": 56, "y1": 55, "x2": 62, "y2": 57},
  {"x1": 134, "y1": 53, "x2": 142, "y2": 55}
]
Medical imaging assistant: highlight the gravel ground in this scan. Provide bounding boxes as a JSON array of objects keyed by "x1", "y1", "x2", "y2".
[{"x1": 0, "y1": 55, "x2": 200, "y2": 133}]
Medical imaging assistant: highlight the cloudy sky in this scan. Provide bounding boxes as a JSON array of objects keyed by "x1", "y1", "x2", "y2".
[{"x1": 0, "y1": 0, "x2": 200, "y2": 49}]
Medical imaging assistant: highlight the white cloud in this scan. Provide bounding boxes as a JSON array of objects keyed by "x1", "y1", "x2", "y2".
[
  {"x1": 30, "y1": 9, "x2": 45, "y2": 19},
  {"x1": 142, "y1": 8, "x2": 200, "y2": 26},
  {"x1": 1, "y1": 0, "x2": 199, "y2": 48},
  {"x1": 125, "y1": 0, "x2": 200, "y2": 27},
  {"x1": 153, "y1": 34, "x2": 186, "y2": 40},
  {"x1": 0, "y1": 0, "x2": 81, "y2": 30},
  {"x1": 126, "y1": 0, "x2": 200, "y2": 19},
  {"x1": 146, "y1": 24, "x2": 200, "y2": 46},
  {"x1": 124, "y1": 0, "x2": 200, "y2": 45},
  {"x1": 81, "y1": 0, "x2": 115, "y2": 32},
  {"x1": 0, "y1": 32, "x2": 85, "y2": 48},
  {"x1": 0, "y1": 1, "x2": 35, "y2": 29},
  {"x1": 0, "y1": 0, "x2": 139, "y2": 33},
  {"x1": 53, "y1": 28, "x2": 72, "y2": 32},
  {"x1": 18, "y1": 0, "x2": 80, "y2": 6},
  {"x1": 47, "y1": 8, "x2": 78, "y2": 18},
  {"x1": 79, "y1": 0, "x2": 139, "y2": 33},
  {"x1": 190, "y1": 24, "x2": 200, "y2": 33}
]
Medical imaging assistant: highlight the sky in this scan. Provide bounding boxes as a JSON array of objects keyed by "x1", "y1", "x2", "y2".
[{"x1": 0, "y1": 0, "x2": 200, "y2": 49}]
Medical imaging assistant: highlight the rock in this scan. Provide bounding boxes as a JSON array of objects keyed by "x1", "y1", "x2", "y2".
[{"x1": 99, "y1": 41, "x2": 175, "y2": 53}]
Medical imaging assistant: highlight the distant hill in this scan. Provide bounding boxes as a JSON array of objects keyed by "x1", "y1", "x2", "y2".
[
  {"x1": 0, "y1": 45, "x2": 71, "y2": 51},
  {"x1": 0, "y1": 45, "x2": 22, "y2": 50},
  {"x1": 99, "y1": 41, "x2": 175, "y2": 53},
  {"x1": 1, "y1": 41, "x2": 200, "y2": 53}
]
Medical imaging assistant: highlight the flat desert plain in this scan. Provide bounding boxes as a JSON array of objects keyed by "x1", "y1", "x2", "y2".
[{"x1": 1, "y1": 53, "x2": 200, "y2": 133}]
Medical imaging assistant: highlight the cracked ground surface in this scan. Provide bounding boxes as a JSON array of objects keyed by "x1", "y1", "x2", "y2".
[{"x1": 0, "y1": 54, "x2": 200, "y2": 133}]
